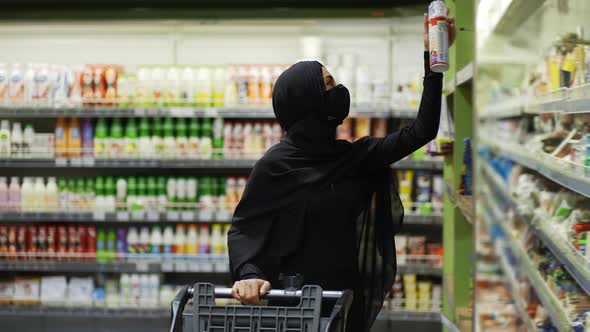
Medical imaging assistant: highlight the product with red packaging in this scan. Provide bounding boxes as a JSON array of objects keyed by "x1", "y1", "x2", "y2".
[
  {"x1": 46, "y1": 226, "x2": 56, "y2": 257},
  {"x1": 0, "y1": 226, "x2": 7, "y2": 255},
  {"x1": 81, "y1": 65, "x2": 94, "y2": 106},
  {"x1": 37, "y1": 226, "x2": 47, "y2": 257},
  {"x1": 93, "y1": 65, "x2": 106, "y2": 104},
  {"x1": 8, "y1": 226, "x2": 17, "y2": 260},
  {"x1": 25, "y1": 226, "x2": 36, "y2": 260},
  {"x1": 77, "y1": 226, "x2": 87, "y2": 260},
  {"x1": 68, "y1": 226, "x2": 79, "y2": 259},
  {"x1": 87, "y1": 226, "x2": 96, "y2": 261},
  {"x1": 57, "y1": 225, "x2": 68, "y2": 260}
]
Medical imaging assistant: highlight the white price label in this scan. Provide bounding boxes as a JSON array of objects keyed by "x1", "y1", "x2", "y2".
[
  {"x1": 147, "y1": 211, "x2": 159, "y2": 222},
  {"x1": 200, "y1": 262, "x2": 213, "y2": 273},
  {"x1": 116, "y1": 212, "x2": 130, "y2": 222},
  {"x1": 204, "y1": 108, "x2": 218, "y2": 117},
  {"x1": 55, "y1": 158, "x2": 68, "y2": 167},
  {"x1": 92, "y1": 211, "x2": 106, "y2": 221},
  {"x1": 131, "y1": 211, "x2": 144, "y2": 221},
  {"x1": 83, "y1": 157, "x2": 95, "y2": 167},
  {"x1": 216, "y1": 210, "x2": 232, "y2": 222},
  {"x1": 161, "y1": 262, "x2": 174, "y2": 272},
  {"x1": 198, "y1": 209, "x2": 213, "y2": 222},
  {"x1": 181, "y1": 211, "x2": 195, "y2": 221},
  {"x1": 175, "y1": 261, "x2": 188, "y2": 272},
  {"x1": 166, "y1": 211, "x2": 180, "y2": 221},
  {"x1": 134, "y1": 108, "x2": 147, "y2": 116},
  {"x1": 70, "y1": 158, "x2": 82, "y2": 167},
  {"x1": 170, "y1": 107, "x2": 193, "y2": 117},
  {"x1": 136, "y1": 261, "x2": 149, "y2": 272}
]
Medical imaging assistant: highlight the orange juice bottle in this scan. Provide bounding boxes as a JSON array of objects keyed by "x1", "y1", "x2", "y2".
[
  {"x1": 54, "y1": 117, "x2": 67, "y2": 158},
  {"x1": 67, "y1": 117, "x2": 81, "y2": 158}
]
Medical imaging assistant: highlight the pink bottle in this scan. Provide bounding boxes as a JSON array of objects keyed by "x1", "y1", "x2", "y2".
[
  {"x1": 0, "y1": 177, "x2": 7, "y2": 211},
  {"x1": 8, "y1": 177, "x2": 20, "y2": 212}
]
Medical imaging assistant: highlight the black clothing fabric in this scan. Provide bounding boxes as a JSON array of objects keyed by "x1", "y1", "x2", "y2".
[{"x1": 228, "y1": 52, "x2": 442, "y2": 331}]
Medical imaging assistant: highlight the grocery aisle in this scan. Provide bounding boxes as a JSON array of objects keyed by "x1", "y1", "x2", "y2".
[
  {"x1": 0, "y1": 2, "x2": 453, "y2": 332},
  {"x1": 476, "y1": 0, "x2": 590, "y2": 330}
]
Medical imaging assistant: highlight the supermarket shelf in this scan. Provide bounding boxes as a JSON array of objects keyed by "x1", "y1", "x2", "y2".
[
  {"x1": 455, "y1": 62, "x2": 473, "y2": 87},
  {"x1": 397, "y1": 264, "x2": 442, "y2": 277},
  {"x1": 481, "y1": 139, "x2": 590, "y2": 198},
  {"x1": 0, "y1": 106, "x2": 394, "y2": 119},
  {"x1": 440, "y1": 313, "x2": 461, "y2": 332},
  {"x1": 0, "y1": 158, "x2": 443, "y2": 171},
  {"x1": 403, "y1": 214, "x2": 443, "y2": 226},
  {"x1": 445, "y1": 181, "x2": 474, "y2": 224},
  {"x1": 482, "y1": 163, "x2": 590, "y2": 295},
  {"x1": 377, "y1": 310, "x2": 441, "y2": 323},
  {"x1": 0, "y1": 306, "x2": 168, "y2": 319},
  {"x1": 484, "y1": 192, "x2": 574, "y2": 331},
  {"x1": 0, "y1": 259, "x2": 230, "y2": 274},
  {"x1": 496, "y1": 243, "x2": 538, "y2": 331},
  {"x1": 0, "y1": 211, "x2": 233, "y2": 223},
  {"x1": 479, "y1": 98, "x2": 526, "y2": 119},
  {"x1": 391, "y1": 108, "x2": 418, "y2": 118}
]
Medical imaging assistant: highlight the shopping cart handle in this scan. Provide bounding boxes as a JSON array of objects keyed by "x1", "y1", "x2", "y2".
[
  {"x1": 170, "y1": 285, "x2": 191, "y2": 332},
  {"x1": 188, "y1": 287, "x2": 344, "y2": 300}
]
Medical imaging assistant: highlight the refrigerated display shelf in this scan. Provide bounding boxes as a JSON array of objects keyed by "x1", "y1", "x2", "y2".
[
  {"x1": 0, "y1": 157, "x2": 443, "y2": 171},
  {"x1": 0, "y1": 106, "x2": 395, "y2": 119},
  {"x1": 377, "y1": 310, "x2": 441, "y2": 322},
  {"x1": 0, "y1": 259, "x2": 230, "y2": 274},
  {"x1": 480, "y1": 139, "x2": 590, "y2": 198},
  {"x1": 496, "y1": 243, "x2": 538, "y2": 331},
  {"x1": 481, "y1": 162, "x2": 590, "y2": 295},
  {"x1": 0, "y1": 211, "x2": 233, "y2": 223},
  {"x1": 397, "y1": 264, "x2": 442, "y2": 277},
  {"x1": 0, "y1": 306, "x2": 169, "y2": 319},
  {"x1": 484, "y1": 192, "x2": 574, "y2": 331}
]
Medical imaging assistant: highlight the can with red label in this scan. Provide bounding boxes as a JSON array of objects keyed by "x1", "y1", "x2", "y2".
[
  {"x1": 87, "y1": 226, "x2": 96, "y2": 262},
  {"x1": 68, "y1": 226, "x2": 78, "y2": 260},
  {"x1": 428, "y1": 0, "x2": 449, "y2": 73},
  {"x1": 57, "y1": 226, "x2": 68, "y2": 260},
  {"x1": 47, "y1": 226, "x2": 56, "y2": 258},
  {"x1": 25, "y1": 226, "x2": 35, "y2": 260},
  {"x1": 37, "y1": 226, "x2": 47, "y2": 259}
]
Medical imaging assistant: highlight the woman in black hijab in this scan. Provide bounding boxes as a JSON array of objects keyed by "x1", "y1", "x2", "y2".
[{"x1": 228, "y1": 15, "x2": 455, "y2": 331}]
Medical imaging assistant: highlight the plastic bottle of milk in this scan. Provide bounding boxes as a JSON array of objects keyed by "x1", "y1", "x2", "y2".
[
  {"x1": 210, "y1": 224, "x2": 223, "y2": 256},
  {"x1": 139, "y1": 274, "x2": 150, "y2": 307},
  {"x1": 0, "y1": 63, "x2": 7, "y2": 101},
  {"x1": 10, "y1": 122, "x2": 22, "y2": 158},
  {"x1": 120, "y1": 274, "x2": 131, "y2": 307},
  {"x1": 186, "y1": 224, "x2": 198, "y2": 255},
  {"x1": 127, "y1": 227, "x2": 139, "y2": 258},
  {"x1": 150, "y1": 226, "x2": 162, "y2": 257},
  {"x1": 175, "y1": 178, "x2": 187, "y2": 211},
  {"x1": 116, "y1": 177, "x2": 127, "y2": 211},
  {"x1": 162, "y1": 225, "x2": 174, "y2": 257},
  {"x1": 22, "y1": 124, "x2": 34, "y2": 158},
  {"x1": 34, "y1": 177, "x2": 46, "y2": 212},
  {"x1": 174, "y1": 224, "x2": 186, "y2": 258},
  {"x1": 21, "y1": 177, "x2": 33, "y2": 212},
  {"x1": 139, "y1": 227, "x2": 151, "y2": 257},
  {"x1": 23, "y1": 63, "x2": 35, "y2": 104},
  {"x1": 0, "y1": 177, "x2": 8, "y2": 211},
  {"x1": 45, "y1": 177, "x2": 58, "y2": 212},
  {"x1": 8, "y1": 177, "x2": 20, "y2": 212},
  {"x1": 8, "y1": 63, "x2": 23, "y2": 102},
  {"x1": 0, "y1": 120, "x2": 10, "y2": 157},
  {"x1": 148, "y1": 274, "x2": 160, "y2": 307},
  {"x1": 130, "y1": 274, "x2": 141, "y2": 306},
  {"x1": 198, "y1": 225, "x2": 210, "y2": 255}
]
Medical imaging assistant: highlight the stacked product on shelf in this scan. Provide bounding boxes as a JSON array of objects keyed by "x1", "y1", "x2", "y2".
[
  {"x1": 394, "y1": 235, "x2": 443, "y2": 267},
  {"x1": 383, "y1": 274, "x2": 441, "y2": 312},
  {"x1": 397, "y1": 170, "x2": 444, "y2": 216}
]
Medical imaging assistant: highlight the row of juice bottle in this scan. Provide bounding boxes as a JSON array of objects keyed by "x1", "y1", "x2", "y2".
[
  {"x1": 0, "y1": 223, "x2": 230, "y2": 261},
  {"x1": 0, "y1": 175, "x2": 247, "y2": 213},
  {"x1": 0, "y1": 62, "x2": 289, "y2": 108}
]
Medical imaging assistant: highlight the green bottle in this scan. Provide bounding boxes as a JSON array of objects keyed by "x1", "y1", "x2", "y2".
[
  {"x1": 85, "y1": 178, "x2": 95, "y2": 211},
  {"x1": 217, "y1": 177, "x2": 226, "y2": 210},
  {"x1": 94, "y1": 118, "x2": 108, "y2": 159},
  {"x1": 110, "y1": 118, "x2": 123, "y2": 159},
  {"x1": 94, "y1": 177, "x2": 105, "y2": 213},
  {"x1": 136, "y1": 176, "x2": 147, "y2": 212},
  {"x1": 198, "y1": 177, "x2": 213, "y2": 210},
  {"x1": 96, "y1": 229, "x2": 106, "y2": 262},
  {"x1": 163, "y1": 117, "x2": 175, "y2": 159},
  {"x1": 124, "y1": 118, "x2": 139, "y2": 158},
  {"x1": 67, "y1": 178, "x2": 76, "y2": 211},
  {"x1": 147, "y1": 176, "x2": 157, "y2": 212},
  {"x1": 176, "y1": 118, "x2": 188, "y2": 158},
  {"x1": 200, "y1": 119, "x2": 213, "y2": 159},
  {"x1": 188, "y1": 118, "x2": 200, "y2": 158},
  {"x1": 127, "y1": 176, "x2": 137, "y2": 212},
  {"x1": 106, "y1": 228, "x2": 116, "y2": 262},
  {"x1": 212, "y1": 118, "x2": 223, "y2": 159},
  {"x1": 76, "y1": 178, "x2": 86, "y2": 211},
  {"x1": 151, "y1": 118, "x2": 164, "y2": 156},
  {"x1": 157, "y1": 177, "x2": 167, "y2": 212},
  {"x1": 139, "y1": 117, "x2": 152, "y2": 159}
]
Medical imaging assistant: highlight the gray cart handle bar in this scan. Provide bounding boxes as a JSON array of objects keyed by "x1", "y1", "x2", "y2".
[{"x1": 189, "y1": 287, "x2": 344, "y2": 300}]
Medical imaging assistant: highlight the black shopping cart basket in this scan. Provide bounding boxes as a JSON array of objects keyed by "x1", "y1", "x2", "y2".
[{"x1": 169, "y1": 283, "x2": 353, "y2": 332}]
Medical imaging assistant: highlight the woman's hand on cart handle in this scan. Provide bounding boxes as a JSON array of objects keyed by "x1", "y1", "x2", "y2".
[{"x1": 231, "y1": 279, "x2": 271, "y2": 305}]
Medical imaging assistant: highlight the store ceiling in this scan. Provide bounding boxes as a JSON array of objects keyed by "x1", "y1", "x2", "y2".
[{"x1": 0, "y1": 0, "x2": 431, "y2": 20}]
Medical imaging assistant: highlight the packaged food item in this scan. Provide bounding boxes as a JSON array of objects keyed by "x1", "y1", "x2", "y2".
[
  {"x1": 68, "y1": 277, "x2": 94, "y2": 307},
  {"x1": 398, "y1": 170, "x2": 414, "y2": 211},
  {"x1": 8, "y1": 63, "x2": 24, "y2": 102},
  {"x1": 236, "y1": 66, "x2": 249, "y2": 105},
  {"x1": 415, "y1": 171, "x2": 432, "y2": 215},
  {"x1": 80, "y1": 65, "x2": 94, "y2": 105},
  {"x1": 104, "y1": 65, "x2": 119, "y2": 106},
  {"x1": 395, "y1": 235, "x2": 408, "y2": 265},
  {"x1": 196, "y1": 66, "x2": 212, "y2": 107},
  {"x1": 165, "y1": 66, "x2": 180, "y2": 106},
  {"x1": 23, "y1": 63, "x2": 35, "y2": 104},
  {"x1": 428, "y1": 0, "x2": 449, "y2": 73},
  {"x1": 13, "y1": 277, "x2": 40, "y2": 304},
  {"x1": 212, "y1": 66, "x2": 226, "y2": 107},
  {"x1": 40, "y1": 276, "x2": 67, "y2": 305},
  {"x1": 151, "y1": 66, "x2": 164, "y2": 106},
  {"x1": 35, "y1": 63, "x2": 50, "y2": 104},
  {"x1": 407, "y1": 236, "x2": 426, "y2": 263}
]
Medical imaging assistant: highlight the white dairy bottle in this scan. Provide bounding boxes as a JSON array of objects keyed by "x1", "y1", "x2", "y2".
[
  {"x1": 45, "y1": 177, "x2": 58, "y2": 212},
  {"x1": 0, "y1": 177, "x2": 8, "y2": 211},
  {"x1": 8, "y1": 177, "x2": 20, "y2": 212},
  {"x1": 20, "y1": 177, "x2": 34, "y2": 212},
  {"x1": 33, "y1": 177, "x2": 46, "y2": 212},
  {"x1": 10, "y1": 122, "x2": 22, "y2": 158},
  {"x1": 22, "y1": 124, "x2": 35, "y2": 158}
]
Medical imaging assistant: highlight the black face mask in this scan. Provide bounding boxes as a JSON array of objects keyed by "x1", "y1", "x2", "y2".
[{"x1": 324, "y1": 84, "x2": 350, "y2": 123}]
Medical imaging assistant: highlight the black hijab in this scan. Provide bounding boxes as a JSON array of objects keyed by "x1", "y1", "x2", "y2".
[{"x1": 228, "y1": 60, "x2": 403, "y2": 330}]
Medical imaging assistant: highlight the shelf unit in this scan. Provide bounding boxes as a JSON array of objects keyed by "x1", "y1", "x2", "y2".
[
  {"x1": 377, "y1": 310, "x2": 441, "y2": 323},
  {"x1": 0, "y1": 306, "x2": 169, "y2": 319},
  {"x1": 481, "y1": 161, "x2": 590, "y2": 296}
]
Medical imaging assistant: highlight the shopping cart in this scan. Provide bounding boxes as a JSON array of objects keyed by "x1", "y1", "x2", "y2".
[{"x1": 169, "y1": 283, "x2": 353, "y2": 332}]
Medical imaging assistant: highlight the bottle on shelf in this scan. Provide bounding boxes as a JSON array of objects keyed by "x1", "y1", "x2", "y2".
[
  {"x1": 75, "y1": 178, "x2": 85, "y2": 211},
  {"x1": 85, "y1": 178, "x2": 95, "y2": 212},
  {"x1": 186, "y1": 224, "x2": 198, "y2": 256},
  {"x1": 116, "y1": 177, "x2": 127, "y2": 212},
  {"x1": 54, "y1": 117, "x2": 67, "y2": 158},
  {"x1": 66, "y1": 178, "x2": 76, "y2": 211},
  {"x1": 186, "y1": 178, "x2": 197, "y2": 212},
  {"x1": 68, "y1": 117, "x2": 81, "y2": 158},
  {"x1": 94, "y1": 118, "x2": 108, "y2": 159},
  {"x1": 22, "y1": 123, "x2": 34, "y2": 157},
  {"x1": 200, "y1": 119, "x2": 213, "y2": 159},
  {"x1": 81, "y1": 118, "x2": 93, "y2": 158},
  {"x1": 212, "y1": 118, "x2": 224, "y2": 159},
  {"x1": 162, "y1": 225, "x2": 174, "y2": 257},
  {"x1": 126, "y1": 227, "x2": 139, "y2": 259},
  {"x1": 45, "y1": 177, "x2": 58, "y2": 212},
  {"x1": 0, "y1": 120, "x2": 10, "y2": 157},
  {"x1": 23, "y1": 63, "x2": 35, "y2": 104},
  {"x1": 188, "y1": 118, "x2": 200, "y2": 159},
  {"x1": 34, "y1": 177, "x2": 46, "y2": 212},
  {"x1": 162, "y1": 117, "x2": 175, "y2": 159},
  {"x1": 175, "y1": 224, "x2": 186, "y2": 258},
  {"x1": 116, "y1": 228, "x2": 127, "y2": 261},
  {"x1": 57, "y1": 178, "x2": 67, "y2": 212},
  {"x1": 126, "y1": 177, "x2": 137, "y2": 212},
  {"x1": 104, "y1": 176, "x2": 116, "y2": 212},
  {"x1": 10, "y1": 122, "x2": 22, "y2": 158},
  {"x1": 150, "y1": 226, "x2": 162, "y2": 256},
  {"x1": 176, "y1": 178, "x2": 187, "y2": 211},
  {"x1": 130, "y1": 274, "x2": 141, "y2": 306},
  {"x1": 138, "y1": 227, "x2": 151, "y2": 257},
  {"x1": 166, "y1": 178, "x2": 176, "y2": 212},
  {"x1": 0, "y1": 177, "x2": 8, "y2": 211},
  {"x1": 211, "y1": 224, "x2": 223, "y2": 256},
  {"x1": 120, "y1": 274, "x2": 131, "y2": 307},
  {"x1": 135, "y1": 177, "x2": 146, "y2": 212},
  {"x1": 138, "y1": 117, "x2": 152, "y2": 159},
  {"x1": 96, "y1": 228, "x2": 106, "y2": 262},
  {"x1": 94, "y1": 176, "x2": 106, "y2": 213},
  {"x1": 198, "y1": 224, "x2": 210, "y2": 255},
  {"x1": 106, "y1": 228, "x2": 116, "y2": 262},
  {"x1": 124, "y1": 118, "x2": 139, "y2": 158},
  {"x1": 198, "y1": 177, "x2": 213, "y2": 213},
  {"x1": 151, "y1": 118, "x2": 164, "y2": 157},
  {"x1": 157, "y1": 177, "x2": 167, "y2": 213},
  {"x1": 109, "y1": 118, "x2": 123, "y2": 159},
  {"x1": 146, "y1": 176, "x2": 157, "y2": 214},
  {"x1": 176, "y1": 118, "x2": 188, "y2": 159},
  {"x1": 8, "y1": 176, "x2": 20, "y2": 212}
]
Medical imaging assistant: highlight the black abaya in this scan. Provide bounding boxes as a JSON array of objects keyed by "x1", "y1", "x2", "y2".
[{"x1": 228, "y1": 52, "x2": 443, "y2": 331}]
